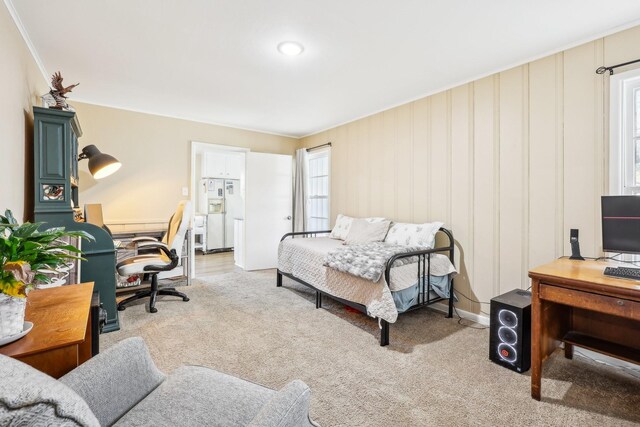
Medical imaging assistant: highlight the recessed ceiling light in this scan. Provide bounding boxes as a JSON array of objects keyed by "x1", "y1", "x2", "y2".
[{"x1": 277, "y1": 41, "x2": 304, "y2": 56}]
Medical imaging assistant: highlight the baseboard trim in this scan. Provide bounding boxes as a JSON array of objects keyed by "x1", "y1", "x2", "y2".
[{"x1": 430, "y1": 302, "x2": 490, "y2": 326}]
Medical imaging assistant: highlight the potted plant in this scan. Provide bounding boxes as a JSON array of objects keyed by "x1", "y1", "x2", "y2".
[{"x1": 0, "y1": 210, "x2": 93, "y2": 339}]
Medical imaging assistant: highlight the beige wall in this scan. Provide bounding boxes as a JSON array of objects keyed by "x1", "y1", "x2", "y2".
[
  {"x1": 73, "y1": 102, "x2": 297, "y2": 223},
  {"x1": 300, "y1": 25, "x2": 640, "y2": 314},
  {"x1": 0, "y1": 4, "x2": 48, "y2": 221}
]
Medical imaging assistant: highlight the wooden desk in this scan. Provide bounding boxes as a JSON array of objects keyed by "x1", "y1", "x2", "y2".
[
  {"x1": 529, "y1": 259, "x2": 640, "y2": 400},
  {"x1": 0, "y1": 282, "x2": 95, "y2": 378}
]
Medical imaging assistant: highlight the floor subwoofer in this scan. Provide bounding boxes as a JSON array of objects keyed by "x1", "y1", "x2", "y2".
[{"x1": 489, "y1": 289, "x2": 531, "y2": 373}]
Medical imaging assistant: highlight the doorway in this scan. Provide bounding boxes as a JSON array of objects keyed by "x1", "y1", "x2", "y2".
[{"x1": 190, "y1": 142, "x2": 248, "y2": 278}]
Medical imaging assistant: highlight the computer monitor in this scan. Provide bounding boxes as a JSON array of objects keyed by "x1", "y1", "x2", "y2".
[{"x1": 601, "y1": 196, "x2": 640, "y2": 254}]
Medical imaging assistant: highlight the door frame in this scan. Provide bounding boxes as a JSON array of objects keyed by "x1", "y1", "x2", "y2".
[{"x1": 189, "y1": 141, "x2": 250, "y2": 277}]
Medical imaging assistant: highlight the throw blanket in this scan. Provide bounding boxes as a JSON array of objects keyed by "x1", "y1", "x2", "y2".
[{"x1": 324, "y1": 242, "x2": 455, "y2": 282}]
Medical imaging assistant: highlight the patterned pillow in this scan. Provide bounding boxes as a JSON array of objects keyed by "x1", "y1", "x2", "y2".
[
  {"x1": 343, "y1": 219, "x2": 391, "y2": 245},
  {"x1": 330, "y1": 215, "x2": 388, "y2": 240},
  {"x1": 330, "y1": 214, "x2": 353, "y2": 240},
  {"x1": 384, "y1": 222, "x2": 444, "y2": 248}
]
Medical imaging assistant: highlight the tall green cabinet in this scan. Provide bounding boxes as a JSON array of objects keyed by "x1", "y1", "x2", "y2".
[{"x1": 33, "y1": 106, "x2": 120, "y2": 332}]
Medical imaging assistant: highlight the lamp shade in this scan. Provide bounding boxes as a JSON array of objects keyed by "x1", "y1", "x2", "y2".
[{"x1": 80, "y1": 145, "x2": 121, "y2": 179}]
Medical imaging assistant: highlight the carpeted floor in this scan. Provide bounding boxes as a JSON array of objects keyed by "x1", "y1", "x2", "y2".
[{"x1": 102, "y1": 270, "x2": 640, "y2": 427}]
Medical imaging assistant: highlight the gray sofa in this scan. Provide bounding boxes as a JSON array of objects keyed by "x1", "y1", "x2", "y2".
[{"x1": 0, "y1": 337, "x2": 318, "y2": 427}]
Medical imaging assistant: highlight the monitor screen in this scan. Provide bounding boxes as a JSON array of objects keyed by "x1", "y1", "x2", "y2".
[{"x1": 601, "y1": 196, "x2": 640, "y2": 254}]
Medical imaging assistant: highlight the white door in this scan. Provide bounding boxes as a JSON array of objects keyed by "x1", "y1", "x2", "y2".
[
  {"x1": 244, "y1": 152, "x2": 292, "y2": 270},
  {"x1": 224, "y1": 179, "x2": 243, "y2": 247}
]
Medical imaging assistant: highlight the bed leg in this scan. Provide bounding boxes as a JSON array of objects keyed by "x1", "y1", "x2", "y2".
[
  {"x1": 315, "y1": 291, "x2": 322, "y2": 309},
  {"x1": 277, "y1": 271, "x2": 282, "y2": 287},
  {"x1": 446, "y1": 280, "x2": 454, "y2": 318},
  {"x1": 380, "y1": 320, "x2": 389, "y2": 346}
]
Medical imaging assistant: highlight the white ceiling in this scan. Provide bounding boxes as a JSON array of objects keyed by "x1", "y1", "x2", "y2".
[{"x1": 8, "y1": 0, "x2": 640, "y2": 138}]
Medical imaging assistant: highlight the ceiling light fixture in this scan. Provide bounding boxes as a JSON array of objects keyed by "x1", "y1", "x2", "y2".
[{"x1": 277, "y1": 41, "x2": 304, "y2": 56}]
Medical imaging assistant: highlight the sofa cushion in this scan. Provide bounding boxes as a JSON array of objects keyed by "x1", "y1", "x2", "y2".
[
  {"x1": 343, "y1": 219, "x2": 391, "y2": 245},
  {"x1": 248, "y1": 380, "x2": 313, "y2": 427},
  {"x1": 384, "y1": 221, "x2": 444, "y2": 248},
  {"x1": 0, "y1": 354, "x2": 99, "y2": 427},
  {"x1": 114, "y1": 366, "x2": 276, "y2": 426}
]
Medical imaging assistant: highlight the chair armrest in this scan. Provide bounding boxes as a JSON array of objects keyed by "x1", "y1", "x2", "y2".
[
  {"x1": 60, "y1": 337, "x2": 166, "y2": 427},
  {"x1": 136, "y1": 241, "x2": 169, "y2": 250},
  {"x1": 131, "y1": 236, "x2": 159, "y2": 243}
]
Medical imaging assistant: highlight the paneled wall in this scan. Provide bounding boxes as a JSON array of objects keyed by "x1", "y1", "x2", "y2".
[{"x1": 300, "y1": 25, "x2": 640, "y2": 314}]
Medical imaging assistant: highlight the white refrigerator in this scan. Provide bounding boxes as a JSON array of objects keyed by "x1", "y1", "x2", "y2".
[{"x1": 202, "y1": 178, "x2": 243, "y2": 251}]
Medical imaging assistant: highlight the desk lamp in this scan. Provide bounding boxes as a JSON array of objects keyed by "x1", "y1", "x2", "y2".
[{"x1": 78, "y1": 145, "x2": 121, "y2": 179}]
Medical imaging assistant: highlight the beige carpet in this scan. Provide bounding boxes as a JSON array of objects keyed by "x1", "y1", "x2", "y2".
[{"x1": 102, "y1": 270, "x2": 640, "y2": 427}]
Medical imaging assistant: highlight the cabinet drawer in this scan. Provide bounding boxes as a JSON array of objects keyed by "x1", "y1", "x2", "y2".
[{"x1": 539, "y1": 284, "x2": 639, "y2": 319}]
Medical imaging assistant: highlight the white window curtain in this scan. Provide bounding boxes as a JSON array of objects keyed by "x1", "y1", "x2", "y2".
[{"x1": 292, "y1": 148, "x2": 308, "y2": 232}]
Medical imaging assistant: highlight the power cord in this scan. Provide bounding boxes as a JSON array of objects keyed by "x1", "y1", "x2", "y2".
[
  {"x1": 454, "y1": 291, "x2": 491, "y2": 316},
  {"x1": 453, "y1": 305, "x2": 489, "y2": 330},
  {"x1": 595, "y1": 253, "x2": 640, "y2": 267}
]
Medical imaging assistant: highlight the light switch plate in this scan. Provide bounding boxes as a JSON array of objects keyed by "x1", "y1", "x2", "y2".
[{"x1": 182, "y1": 186, "x2": 189, "y2": 196}]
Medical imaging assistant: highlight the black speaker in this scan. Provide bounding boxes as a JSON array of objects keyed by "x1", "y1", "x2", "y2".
[{"x1": 489, "y1": 289, "x2": 531, "y2": 373}]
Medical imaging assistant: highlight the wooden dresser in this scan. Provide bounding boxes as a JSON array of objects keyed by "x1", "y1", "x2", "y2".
[
  {"x1": 0, "y1": 282, "x2": 95, "y2": 378},
  {"x1": 528, "y1": 259, "x2": 640, "y2": 400}
]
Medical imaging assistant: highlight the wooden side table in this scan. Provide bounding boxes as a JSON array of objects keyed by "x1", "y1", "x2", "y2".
[{"x1": 0, "y1": 282, "x2": 95, "y2": 378}]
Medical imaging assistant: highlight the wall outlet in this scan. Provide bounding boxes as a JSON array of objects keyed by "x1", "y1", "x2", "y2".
[{"x1": 182, "y1": 186, "x2": 189, "y2": 196}]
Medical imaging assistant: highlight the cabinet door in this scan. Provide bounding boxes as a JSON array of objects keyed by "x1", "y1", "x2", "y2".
[
  {"x1": 226, "y1": 153, "x2": 243, "y2": 179},
  {"x1": 204, "y1": 152, "x2": 227, "y2": 178}
]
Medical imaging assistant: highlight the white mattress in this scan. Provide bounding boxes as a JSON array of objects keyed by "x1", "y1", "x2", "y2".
[{"x1": 278, "y1": 237, "x2": 450, "y2": 323}]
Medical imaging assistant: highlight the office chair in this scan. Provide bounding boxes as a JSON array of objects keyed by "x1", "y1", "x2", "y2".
[{"x1": 116, "y1": 201, "x2": 192, "y2": 313}]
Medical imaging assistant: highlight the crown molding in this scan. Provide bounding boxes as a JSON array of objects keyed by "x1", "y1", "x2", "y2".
[
  {"x1": 300, "y1": 17, "x2": 640, "y2": 139},
  {"x1": 4, "y1": 0, "x2": 49, "y2": 84}
]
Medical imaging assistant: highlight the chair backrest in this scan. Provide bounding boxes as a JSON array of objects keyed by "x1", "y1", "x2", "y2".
[
  {"x1": 84, "y1": 204, "x2": 105, "y2": 226},
  {"x1": 163, "y1": 201, "x2": 192, "y2": 258},
  {"x1": 84, "y1": 203, "x2": 114, "y2": 236}
]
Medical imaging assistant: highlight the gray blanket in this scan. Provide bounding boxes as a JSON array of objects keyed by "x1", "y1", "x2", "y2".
[{"x1": 323, "y1": 242, "x2": 426, "y2": 282}]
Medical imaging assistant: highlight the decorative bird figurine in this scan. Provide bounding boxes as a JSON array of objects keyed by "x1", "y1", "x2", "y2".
[{"x1": 49, "y1": 72, "x2": 79, "y2": 110}]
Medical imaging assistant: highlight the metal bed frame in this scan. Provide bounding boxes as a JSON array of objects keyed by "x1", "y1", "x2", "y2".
[{"x1": 276, "y1": 227, "x2": 455, "y2": 346}]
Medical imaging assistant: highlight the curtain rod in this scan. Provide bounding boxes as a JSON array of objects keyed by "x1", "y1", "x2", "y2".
[
  {"x1": 596, "y1": 58, "x2": 640, "y2": 75},
  {"x1": 306, "y1": 142, "x2": 332, "y2": 152}
]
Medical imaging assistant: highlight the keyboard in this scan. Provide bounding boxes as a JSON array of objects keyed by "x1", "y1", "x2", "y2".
[{"x1": 603, "y1": 266, "x2": 640, "y2": 281}]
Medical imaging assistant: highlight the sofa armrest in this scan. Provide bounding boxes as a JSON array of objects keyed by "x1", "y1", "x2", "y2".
[
  {"x1": 248, "y1": 380, "x2": 317, "y2": 427},
  {"x1": 60, "y1": 337, "x2": 166, "y2": 427}
]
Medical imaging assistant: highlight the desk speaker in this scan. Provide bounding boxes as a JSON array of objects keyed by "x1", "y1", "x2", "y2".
[{"x1": 489, "y1": 289, "x2": 531, "y2": 373}]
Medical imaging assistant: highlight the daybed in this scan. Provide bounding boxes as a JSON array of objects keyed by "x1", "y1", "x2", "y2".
[{"x1": 277, "y1": 216, "x2": 456, "y2": 346}]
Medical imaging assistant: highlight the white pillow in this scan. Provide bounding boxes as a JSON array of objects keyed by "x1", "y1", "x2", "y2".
[
  {"x1": 330, "y1": 215, "x2": 388, "y2": 240},
  {"x1": 330, "y1": 214, "x2": 353, "y2": 240},
  {"x1": 343, "y1": 219, "x2": 391, "y2": 245},
  {"x1": 384, "y1": 222, "x2": 444, "y2": 248}
]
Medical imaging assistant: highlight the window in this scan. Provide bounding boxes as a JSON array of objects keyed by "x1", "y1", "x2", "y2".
[
  {"x1": 611, "y1": 69, "x2": 640, "y2": 195},
  {"x1": 307, "y1": 149, "x2": 330, "y2": 231}
]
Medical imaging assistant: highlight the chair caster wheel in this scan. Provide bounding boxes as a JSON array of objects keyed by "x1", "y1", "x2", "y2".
[
  {"x1": 183, "y1": 297, "x2": 190, "y2": 302},
  {"x1": 150, "y1": 307, "x2": 158, "y2": 313},
  {"x1": 117, "y1": 306, "x2": 126, "y2": 311}
]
